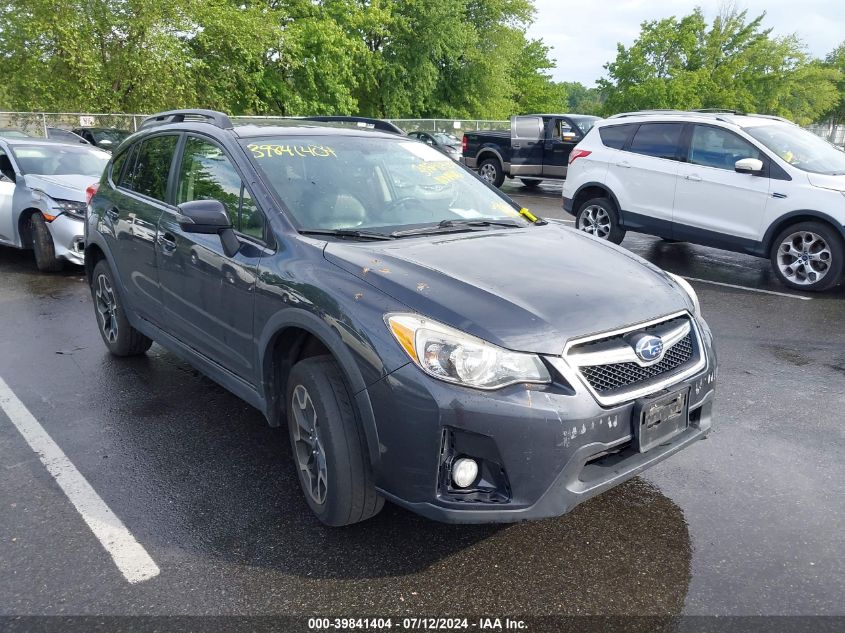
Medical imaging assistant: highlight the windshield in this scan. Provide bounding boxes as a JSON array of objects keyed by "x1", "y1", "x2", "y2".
[
  {"x1": 432, "y1": 133, "x2": 460, "y2": 145},
  {"x1": 244, "y1": 136, "x2": 529, "y2": 232},
  {"x1": 93, "y1": 129, "x2": 130, "y2": 146},
  {"x1": 11, "y1": 144, "x2": 110, "y2": 177},
  {"x1": 744, "y1": 124, "x2": 845, "y2": 175},
  {"x1": 569, "y1": 116, "x2": 601, "y2": 135}
]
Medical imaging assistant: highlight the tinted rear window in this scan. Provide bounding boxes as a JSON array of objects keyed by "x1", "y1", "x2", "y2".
[
  {"x1": 599, "y1": 124, "x2": 636, "y2": 149},
  {"x1": 628, "y1": 123, "x2": 684, "y2": 160},
  {"x1": 123, "y1": 135, "x2": 178, "y2": 201}
]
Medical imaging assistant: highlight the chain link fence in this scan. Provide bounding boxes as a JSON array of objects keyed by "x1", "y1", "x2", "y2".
[
  {"x1": 1, "y1": 112, "x2": 510, "y2": 137},
  {"x1": 3, "y1": 111, "x2": 842, "y2": 148}
]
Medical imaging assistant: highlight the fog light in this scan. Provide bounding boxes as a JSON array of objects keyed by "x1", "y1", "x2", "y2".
[{"x1": 452, "y1": 457, "x2": 479, "y2": 488}]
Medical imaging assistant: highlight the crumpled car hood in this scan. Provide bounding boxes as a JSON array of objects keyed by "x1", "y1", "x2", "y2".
[
  {"x1": 324, "y1": 223, "x2": 692, "y2": 355},
  {"x1": 23, "y1": 174, "x2": 97, "y2": 202}
]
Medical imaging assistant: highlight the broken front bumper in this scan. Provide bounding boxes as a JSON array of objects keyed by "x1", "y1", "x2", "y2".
[{"x1": 47, "y1": 214, "x2": 85, "y2": 265}]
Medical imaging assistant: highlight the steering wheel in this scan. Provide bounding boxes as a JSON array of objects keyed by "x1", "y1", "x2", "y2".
[{"x1": 382, "y1": 196, "x2": 420, "y2": 215}]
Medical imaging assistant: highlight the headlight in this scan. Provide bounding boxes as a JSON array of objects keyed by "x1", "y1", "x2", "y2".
[
  {"x1": 667, "y1": 272, "x2": 700, "y2": 316},
  {"x1": 53, "y1": 199, "x2": 87, "y2": 219},
  {"x1": 386, "y1": 314, "x2": 551, "y2": 389}
]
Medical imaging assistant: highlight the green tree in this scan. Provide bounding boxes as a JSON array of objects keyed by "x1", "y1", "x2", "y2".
[
  {"x1": 599, "y1": 7, "x2": 840, "y2": 124},
  {"x1": 819, "y1": 43, "x2": 845, "y2": 140}
]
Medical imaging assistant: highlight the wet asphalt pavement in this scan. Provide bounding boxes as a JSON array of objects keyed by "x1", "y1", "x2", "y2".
[{"x1": 1, "y1": 178, "x2": 844, "y2": 620}]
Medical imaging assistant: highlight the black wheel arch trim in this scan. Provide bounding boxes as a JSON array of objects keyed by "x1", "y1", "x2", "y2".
[
  {"x1": 571, "y1": 182, "x2": 623, "y2": 224},
  {"x1": 257, "y1": 308, "x2": 382, "y2": 469},
  {"x1": 763, "y1": 210, "x2": 845, "y2": 253}
]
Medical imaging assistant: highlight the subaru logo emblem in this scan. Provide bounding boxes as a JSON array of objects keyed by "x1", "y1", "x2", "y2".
[{"x1": 632, "y1": 334, "x2": 664, "y2": 363}]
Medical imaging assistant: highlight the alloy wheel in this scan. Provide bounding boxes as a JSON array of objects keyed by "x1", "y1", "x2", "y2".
[
  {"x1": 479, "y1": 163, "x2": 497, "y2": 183},
  {"x1": 578, "y1": 205, "x2": 612, "y2": 239},
  {"x1": 94, "y1": 274, "x2": 119, "y2": 343},
  {"x1": 777, "y1": 231, "x2": 832, "y2": 286},
  {"x1": 291, "y1": 384, "x2": 328, "y2": 505}
]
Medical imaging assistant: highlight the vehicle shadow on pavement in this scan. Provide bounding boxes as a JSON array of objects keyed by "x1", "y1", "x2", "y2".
[{"x1": 101, "y1": 349, "x2": 693, "y2": 615}]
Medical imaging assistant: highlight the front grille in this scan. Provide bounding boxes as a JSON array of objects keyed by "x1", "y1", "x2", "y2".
[{"x1": 581, "y1": 333, "x2": 694, "y2": 393}]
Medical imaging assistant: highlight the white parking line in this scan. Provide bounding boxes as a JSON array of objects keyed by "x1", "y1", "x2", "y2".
[
  {"x1": 682, "y1": 276, "x2": 812, "y2": 300},
  {"x1": 0, "y1": 377, "x2": 160, "y2": 584}
]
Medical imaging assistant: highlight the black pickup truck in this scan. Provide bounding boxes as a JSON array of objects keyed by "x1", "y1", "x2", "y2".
[{"x1": 462, "y1": 114, "x2": 600, "y2": 188}]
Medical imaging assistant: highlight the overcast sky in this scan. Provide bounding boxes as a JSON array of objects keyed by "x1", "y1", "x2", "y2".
[{"x1": 528, "y1": 0, "x2": 845, "y2": 87}]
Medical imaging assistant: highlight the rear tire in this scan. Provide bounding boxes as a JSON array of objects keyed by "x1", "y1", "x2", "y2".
[
  {"x1": 287, "y1": 356, "x2": 383, "y2": 526},
  {"x1": 520, "y1": 178, "x2": 541, "y2": 189},
  {"x1": 575, "y1": 197, "x2": 626, "y2": 245},
  {"x1": 478, "y1": 158, "x2": 505, "y2": 188},
  {"x1": 90, "y1": 260, "x2": 153, "y2": 356},
  {"x1": 770, "y1": 221, "x2": 844, "y2": 292},
  {"x1": 30, "y1": 213, "x2": 63, "y2": 272}
]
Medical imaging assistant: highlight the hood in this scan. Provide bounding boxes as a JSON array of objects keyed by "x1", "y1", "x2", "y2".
[
  {"x1": 806, "y1": 172, "x2": 845, "y2": 193},
  {"x1": 23, "y1": 174, "x2": 98, "y2": 202},
  {"x1": 324, "y1": 223, "x2": 692, "y2": 355}
]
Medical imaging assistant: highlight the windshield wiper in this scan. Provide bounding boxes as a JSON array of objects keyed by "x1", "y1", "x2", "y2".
[
  {"x1": 299, "y1": 228, "x2": 394, "y2": 241},
  {"x1": 390, "y1": 219, "x2": 524, "y2": 238}
]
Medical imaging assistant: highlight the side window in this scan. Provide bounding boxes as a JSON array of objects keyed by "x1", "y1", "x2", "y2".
[
  {"x1": 689, "y1": 125, "x2": 763, "y2": 170},
  {"x1": 123, "y1": 135, "x2": 178, "y2": 201},
  {"x1": 599, "y1": 124, "x2": 636, "y2": 150},
  {"x1": 552, "y1": 119, "x2": 573, "y2": 140},
  {"x1": 110, "y1": 150, "x2": 130, "y2": 184},
  {"x1": 0, "y1": 149, "x2": 16, "y2": 182},
  {"x1": 628, "y1": 123, "x2": 684, "y2": 161},
  {"x1": 117, "y1": 143, "x2": 139, "y2": 188},
  {"x1": 513, "y1": 116, "x2": 543, "y2": 140},
  {"x1": 177, "y1": 136, "x2": 265, "y2": 240}
]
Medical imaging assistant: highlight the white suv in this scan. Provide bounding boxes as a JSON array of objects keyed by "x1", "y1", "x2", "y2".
[{"x1": 562, "y1": 111, "x2": 845, "y2": 291}]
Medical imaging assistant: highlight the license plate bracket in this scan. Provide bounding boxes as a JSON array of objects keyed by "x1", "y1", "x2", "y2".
[{"x1": 634, "y1": 388, "x2": 689, "y2": 453}]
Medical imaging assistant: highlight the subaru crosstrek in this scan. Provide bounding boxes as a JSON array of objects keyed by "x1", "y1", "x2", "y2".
[
  {"x1": 86, "y1": 109, "x2": 717, "y2": 526},
  {"x1": 562, "y1": 110, "x2": 845, "y2": 291},
  {"x1": 1, "y1": 137, "x2": 109, "y2": 271}
]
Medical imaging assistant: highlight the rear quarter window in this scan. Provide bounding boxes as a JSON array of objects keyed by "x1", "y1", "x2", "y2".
[{"x1": 599, "y1": 124, "x2": 636, "y2": 149}]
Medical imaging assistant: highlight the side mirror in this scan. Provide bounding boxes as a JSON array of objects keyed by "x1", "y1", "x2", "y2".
[
  {"x1": 735, "y1": 158, "x2": 764, "y2": 174},
  {"x1": 177, "y1": 199, "x2": 240, "y2": 257}
]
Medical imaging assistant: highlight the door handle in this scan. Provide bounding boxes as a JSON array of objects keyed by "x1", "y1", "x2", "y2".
[
  {"x1": 158, "y1": 232, "x2": 177, "y2": 253},
  {"x1": 616, "y1": 161, "x2": 631, "y2": 168},
  {"x1": 512, "y1": 143, "x2": 521, "y2": 149},
  {"x1": 106, "y1": 207, "x2": 119, "y2": 221},
  {"x1": 685, "y1": 174, "x2": 702, "y2": 182}
]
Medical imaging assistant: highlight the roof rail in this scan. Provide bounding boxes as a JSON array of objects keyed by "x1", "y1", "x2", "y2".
[
  {"x1": 301, "y1": 116, "x2": 405, "y2": 135},
  {"x1": 608, "y1": 110, "x2": 688, "y2": 119},
  {"x1": 747, "y1": 113, "x2": 796, "y2": 125},
  {"x1": 691, "y1": 108, "x2": 745, "y2": 115},
  {"x1": 139, "y1": 109, "x2": 233, "y2": 130}
]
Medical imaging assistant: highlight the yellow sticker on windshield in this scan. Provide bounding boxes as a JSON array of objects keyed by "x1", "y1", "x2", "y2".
[
  {"x1": 413, "y1": 160, "x2": 464, "y2": 184},
  {"x1": 247, "y1": 144, "x2": 337, "y2": 159}
]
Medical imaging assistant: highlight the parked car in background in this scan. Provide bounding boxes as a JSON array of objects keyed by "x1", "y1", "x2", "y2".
[
  {"x1": 72, "y1": 127, "x2": 131, "y2": 152},
  {"x1": 0, "y1": 128, "x2": 33, "y2": 138},
  {"x1": 407, "y1": 130, "x2": 462, "y2": 161},
  {"x1": 86, "y1": 108, "x2": 715, "y2": 527},
  {"x1": 462, "y1": 114, "x2": 601, "y2": 188},
  {"x1": 46, "y1": 127, "x2": 90, "y2": 144},
  {"x1": 0, "y1": 137, "x2": 109, "y2": 270},
  {"x1": 562, "y1": 110, "x2": 845, "y2": 291}
]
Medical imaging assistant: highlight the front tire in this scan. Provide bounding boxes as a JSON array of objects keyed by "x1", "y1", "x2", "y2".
[
  {"x1": 575, "y1": 197, "x2": 626, "y2": 244},
  {"x1": 770, "y1": 221, "x2": 844, "y2": 291},
  {"x1": 287, "y1": 356, "x2": 383, "y2": 526},
  {"x1": 478, "y1": 158, "x2": 505, "y2": 188},
  {"x1": 90, "y1": 260, "x2": 153, "y2": 356},
  {"x1": 30, "y1": 213, "x2": 63, "y2": 272}
]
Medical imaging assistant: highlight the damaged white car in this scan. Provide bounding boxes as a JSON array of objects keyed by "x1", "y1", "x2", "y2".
[{"x1": 0, "y1": 138, "x2": 109, "y2": 271}]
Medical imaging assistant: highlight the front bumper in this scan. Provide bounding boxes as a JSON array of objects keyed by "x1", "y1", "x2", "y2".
[
  {"x1": 563, "y1": 196, "x2": 574, "y2": 214},
  {"x1": 46, "y1": 214, "x2": 85, "y2": 265},
  {"x1": 366, "y1": 318, "x2": 716, "y2": 523}
]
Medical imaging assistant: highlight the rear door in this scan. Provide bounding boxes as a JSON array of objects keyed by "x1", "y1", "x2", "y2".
[
  {"x1": 542, "y1": 117, "x2": 579, "y2": 177},
  {"x1": 510, "y1": 116, "x2": 544, "y2": 177},
  {"x1": 102, "y1": 134, "x2": 179, "y2": 324},
  {"x1": 673, "y1": 124, "x2": 770, "y2": 244},
  {"x1": 610, "y1": 122, "x2": 684, "y2": 235},
  {"x1": 156, "y1": 134, "x2": 267, "y2": 384}
]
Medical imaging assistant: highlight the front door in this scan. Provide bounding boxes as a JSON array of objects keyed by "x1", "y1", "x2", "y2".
[
  {"x1": 510, "y1": 116, "x2": 544, "y2": 177},
  {"x1": 673, "y1": 124, "x2": 770, "y2": 245},
  {"x1": 542, "y1": 118, "x2": 578, "y2": 177},
  {"x1": 156, "y1": 134, "x2": 267, "y2": 384}
]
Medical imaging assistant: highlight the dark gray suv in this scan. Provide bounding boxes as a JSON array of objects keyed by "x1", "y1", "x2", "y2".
[{"x1": 86, "y1": 109, "x2": 717, "y2": 526}]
